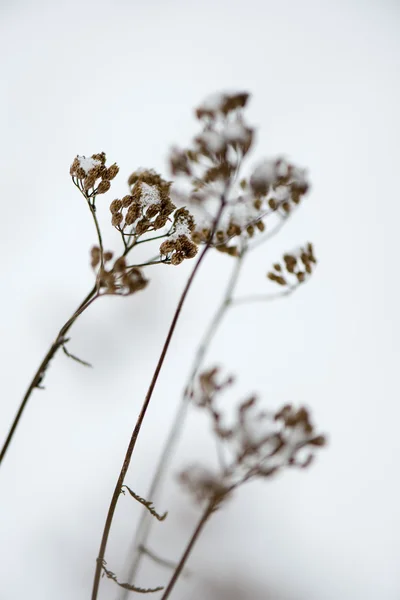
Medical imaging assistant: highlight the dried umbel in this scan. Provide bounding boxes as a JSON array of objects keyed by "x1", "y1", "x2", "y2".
[
  {"x1": 159, "y1": 208, "x2": 198, "y2": 265},
  {"x1": 169, "y1": 91, "x2": 310, "y2": 257},
  {"x1": 267, "y1": 243, "x2": 317, "y2": 287},
  {"x1": 90, "y1": 246, "x2": 148, "y2": 296},
  {"x1": 181, "y1": 367, "x2": 326, "y2": 506},
  {"x1": 110, "y1": 169, "x2": 175, "y2": 236},
  {"x1": 70, "y1": 153, "x2": 119, "y2": 196}
]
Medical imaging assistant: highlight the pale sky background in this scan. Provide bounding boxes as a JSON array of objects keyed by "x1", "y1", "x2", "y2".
[{"x1": 0, "y1": 1, "x2": 399, "y2": 599}]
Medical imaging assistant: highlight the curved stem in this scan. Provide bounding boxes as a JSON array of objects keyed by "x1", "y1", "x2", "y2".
[
  {"x1": 231, "y1": 288, "x2": 295, "y2": 305},
  {"x1": 119, "y1": 249, "x2": 247, "y2": 597},
  {"x1": 91, "y1": 198, "x2": 227, "y2": 600},
  {"x1": 88, "y1": 201, "x2": 104, "y2": 263},
  {"x1": 0, "y1": 286, "x2": 98, "y2": 466},
  {"x1": 160, "y1": 502, "x2": 214, "y2": 600}
]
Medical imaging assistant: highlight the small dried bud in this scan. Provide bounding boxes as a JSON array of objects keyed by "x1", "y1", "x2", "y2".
[
  {"x1": 122, "y1": 194, "x2": 134, "y2": 208},
  {"x1": 160, "y1": 240, "x2": 176, "y2": 255},
  {"x1": 153, "y1": 214, "x2": 168, "y2": 230},
  {"x1": 309, "y1": 435, "x2": 327, "y2": 447},
  {"x1": 112, "y1": 212, "x2": 123, "y2": 227},
  {"x1": 146, "y1": 204, "x2": 160, "y2": 218},
  {"x1": 90, "y1": 246, "x2": 101, "y2": 268},
  {"x1": 92, "y1": 152, "x2": 106, "y2": 165},
  {"x1": 171, "y1": 252, "x2": 184, "y2": 265},
  {"x1": 125, "y1": 204, "x2": 141, "y2": 225},
  {"x1": 84, "y1": 173, "x2": 97, "y2": 191},
  {"x1": 96, "y1": 180, "x2": 111, "y2": 195},
  {"x1": 110, "y1": 199, "x2": 122, "y2": 214},
  {"x1": 136, "y1": 218, "x2": 151, "y2": 236},
  {"x1": 267, "y1": 272, "x2": 287, "y2": 286},
  {"x1": 256, "y1": 220, "x2": 265, "y2": 232},
  {"x1": 297, "y1": 271, "x2": 306, "y2": 283},
  {"x1": 113, "y1": 257, "x2": 126, "y2": 272},
  {"x1": 246, "y1": 224, "x2": 255, "y2": 237},
  {"x1": 103, "y1": 164, "x2": 119, "y2": 180},
  {"x1": 104, "y1": 251, "x2": 113, "y2": 262},
  {"x1": 268, "y1": 198, "x2": 277, "y2": 210}
]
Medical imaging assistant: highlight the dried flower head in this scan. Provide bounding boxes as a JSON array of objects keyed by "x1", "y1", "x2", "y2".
[
  {"x1": 180, "y1": 367, "x2": 326, "y2": 506},
  {"x1": 179, "y1": 465, "x2": 228, "y2": 505},
  {"x1": 70, "y1": 153, "x2": 119, "y2": 196},
  {"x1": 110, "y1": 169, "x2": 176, "y2": 237},
  {"x1": 159, "y1": 207, "x2": 198, "y2": 264},
  {"x1": 168, "y1": 92, "x2": 311, "y2": 257},
  {"x1": 267, "y1": 243, "x2": 317, "y2": 287},
  {"x1": 89, "y1": 248, "x2": 148, "y2": 296}
]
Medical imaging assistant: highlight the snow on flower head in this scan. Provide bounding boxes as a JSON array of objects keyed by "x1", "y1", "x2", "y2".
[
  {"x1": 196, "y1": 91, "x2": 250, "y2": 119},
  {"x1": 77, "y1": 155, "x2": 101, "y2": 175},
  {"x1": 139, "y1": 182, "x2": 161, "y2": 208}
]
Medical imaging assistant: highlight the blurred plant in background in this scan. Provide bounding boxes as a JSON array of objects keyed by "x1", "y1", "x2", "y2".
[{"x1": 0, "y1": 92, "x2": 326, "y2": 600}]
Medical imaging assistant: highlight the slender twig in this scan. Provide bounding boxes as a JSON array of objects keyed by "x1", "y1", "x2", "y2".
[
  {"x1": 121, "y1": 485, "x2": 167, "y2": 521},
  {"x1": 0, "y1": 287, "x2": 98, "y2": 465},
  {"x1": 127, "y1": 259, "x2": 169, "y2": 269},
  {"x1": 100, "y1": 560, "x2": 163, "y2": 594},
  {"x1": 62, "y1": 342, "x2": 93, "y2": 368},
  {"x1": 91, "y1": 197, "x2": 227, "y2": 600},
  {"x1": 119, "y1": 247, "x2": 247, "y2": 595},
  {"x1": 138, "y1": 545, "x2": 190, "y2": 575},
  {"x1": 231, "y1": 286, "x2": 297, "y2": 305},
  {"x1": 159, "y1": 501, "x2": 215, "y2": 600}
]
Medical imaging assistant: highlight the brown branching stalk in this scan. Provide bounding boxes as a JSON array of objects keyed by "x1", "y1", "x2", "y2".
[
  {"x1": 159, "y1": 500, "x2": 216, "y2": 600},
  {"x1": 0, "y1": 286, "x2": 98, "y2": 465},
  {"x1": 90, "y1": 197, "x2": 227, "y2": 600},
  {"x1": 2, "y1": 91, "x2": 324, "y2": 600},
  {"x1": 120, "y1": 224, "x2": 308, "y2": 591},
  {"x1": 119, "y1": 246, "x2": 247, "y2": 592},
  {"x1": 159, "y1": 370, "x2": 326, "y2": 599}
]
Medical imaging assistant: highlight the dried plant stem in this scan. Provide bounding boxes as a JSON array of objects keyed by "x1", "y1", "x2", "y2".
[
  {"x1": 91, "y1": 199, "x2": 226, "y2": 600},
  {"x1": 0, "y1": 286, "x2": 98, "y2": 465},
  {"x1": 159, "y1": 501, "x2": 215, "y2": 600},
  {"x1": 119, "y1": 248, "x2": 247, "y2": 596},
  {"x1": 232, "y1": 287, "x2": 296, "y2": 305}
]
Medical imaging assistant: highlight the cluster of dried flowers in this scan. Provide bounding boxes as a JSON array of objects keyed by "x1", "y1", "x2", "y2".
[
  {"x1": 90, "y1": 248, "x2": 148, "y2": 296},
  {"x1": 267, "y1": 243, "x2": 317, "y2": 288},
  {"x1": 0, "y1": 90, "x2": 324, "y2": 600},
  {"x1": 181, "y1": 367, "x2": 326, "y2": 508},
  {"x1": 70, "y1": 152, "x2": 119, "y2": 196},
  {"x1": 169, "y1": 92, "x2": 310, "y2": 258}
]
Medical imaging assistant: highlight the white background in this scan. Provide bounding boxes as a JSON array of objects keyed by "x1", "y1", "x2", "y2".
[{"x1": 0, "y1": 1, "x2": 399, "y2": 599}]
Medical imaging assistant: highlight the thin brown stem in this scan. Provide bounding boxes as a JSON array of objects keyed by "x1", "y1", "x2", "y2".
[
  {"x1": 160, "y1": 502, "x2": 214, "y2": 600},
  {"x1": 119, "y1": 247, "x2": 247, "y2": 597},
  {"x1": 0, "y1": 286, "x2": 98, "y2": 465},
  {"x1": 91, "y1": 198, "x2": 227, "y2": 600}
]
